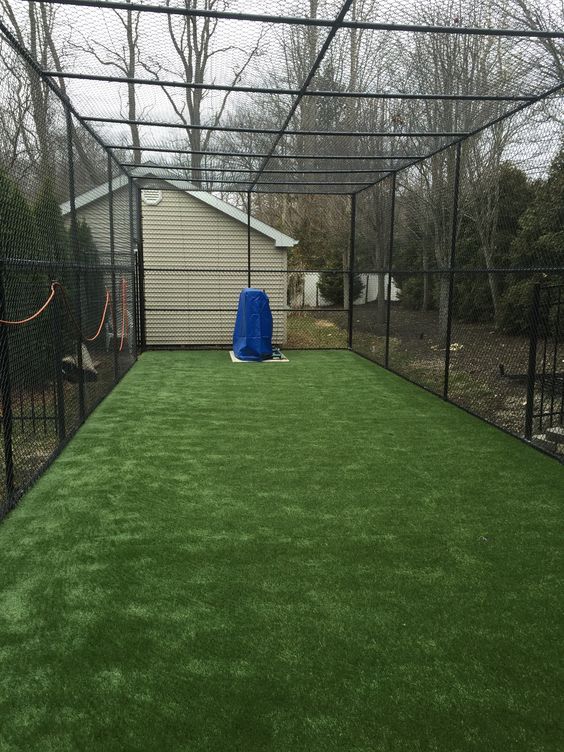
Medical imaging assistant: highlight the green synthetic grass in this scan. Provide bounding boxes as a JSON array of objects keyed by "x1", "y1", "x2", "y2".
[{"x1": 0, "y1": 351, "x2": 562, "y2": 752}]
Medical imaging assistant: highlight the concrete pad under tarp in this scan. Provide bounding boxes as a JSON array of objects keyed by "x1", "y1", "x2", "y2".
[{"x1": 229, "y1": 351, "x2": 288, "y2": 363}]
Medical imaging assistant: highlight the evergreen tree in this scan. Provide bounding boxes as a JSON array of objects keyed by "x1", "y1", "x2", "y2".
[
  {"x1": 77, "y1": 219, "x2": 106, "y2": 334},
  {"x1": 510, "y1": 147, "x2": 564, "y2": 269},
  {"x1": 498, "y1": 147, "x2": 564, "y2": 334},
  {"x1": 32, "y1": 178, "x2": 71, "y2": 267},
  {"x1": 32, "y1": 178, "x2": 75, "y2": 353},
  {"x1": 0, "y1": 170, "x2": 52, "y2": 384},
  {"x1": 318, "y1": 268, "x2": 365, "y2": 307}
]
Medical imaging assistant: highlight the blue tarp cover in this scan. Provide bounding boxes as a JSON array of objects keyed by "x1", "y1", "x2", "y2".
[{"x1": 233, "y1": 288, "x2": 273, "y2": 361}]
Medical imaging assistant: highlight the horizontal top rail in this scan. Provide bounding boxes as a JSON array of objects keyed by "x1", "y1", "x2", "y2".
[
  {"x1": 120, "y1": 163, "x2": 393, "y2": 175},
  {"x1": 142, "y1": 268, "x2": 349, "y2": 273},
  {"x1": 33, "y1": 0, "x2": 564, "y2": 39},
  {"x1": 83, "y1": 116, "x2": 469, "y2": 139},
  {"x1": 132, "y1": 176, "x2": 382, "y2": 186},
  {"x1": 108, "y1": 145, "x2": 423, "y2": 161},
  {"x1": 42, "y1": 71, "x2": 535, "y2": 103}
]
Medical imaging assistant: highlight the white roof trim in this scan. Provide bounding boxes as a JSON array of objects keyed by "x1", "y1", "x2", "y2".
[
  {"x1": 60, "y1": 174, "x2": 129, "y2": 216},
  {"x1": 60, "y1": 168, "x2": 298, "y2": 248}
]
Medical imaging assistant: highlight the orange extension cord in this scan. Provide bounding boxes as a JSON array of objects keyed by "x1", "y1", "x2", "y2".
[
  {"x1": 0, "y1": 282, "x2": 58, "y2": 325},
  {"x1": 56, "y1": 282, "x2": 111, "y2": 343},
  {"x1": 0, "y1": 280, "x2": 127, "y2": 350},
  {"x1": 107, "y1": 277, "x2": 128, "y2": 352}
]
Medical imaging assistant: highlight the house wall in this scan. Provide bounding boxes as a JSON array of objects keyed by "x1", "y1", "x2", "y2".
[{"x1": 140, "y1": 189, "x2": 288, "y2": 346}]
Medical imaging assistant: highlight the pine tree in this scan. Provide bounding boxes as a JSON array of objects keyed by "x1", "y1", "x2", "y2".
[
  {"x1": 0, "y1": 170, "x2": 52, "y2": 385},
  {"x1": 32, "y1": 178, "x2": 76, "y2": 353},
  {"x1": 77, "y1": 219, "x2": 106, "y2": 335},
  {"x1": 498, "y1": 147, "x2": 564, "y2": 334},
  {"x1": 318, "y1": 268, "x2": 365, "y2": 307}
]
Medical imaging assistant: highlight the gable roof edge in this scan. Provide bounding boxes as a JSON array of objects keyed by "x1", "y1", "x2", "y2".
[{"x1": 60, "y1": 171, "x2": 298, "y2": 249}]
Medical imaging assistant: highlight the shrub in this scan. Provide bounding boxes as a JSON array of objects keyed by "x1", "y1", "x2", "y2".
[{"x1": 317, "y1": 270, "x2": 364, "y2": 307}]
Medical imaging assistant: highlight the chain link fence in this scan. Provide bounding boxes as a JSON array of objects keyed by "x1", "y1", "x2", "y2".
[
  {"x1": 351, "y1": 97, "x2": 564, "y2": 459},
  {"x1": 0, "y1": 32, "x2": 137, "y2": 519},
  {"x1": 1, "y1": 0, "x2": 562, "y2": 522}
]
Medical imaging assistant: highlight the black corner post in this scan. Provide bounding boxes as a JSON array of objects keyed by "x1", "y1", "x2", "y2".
[
  {"x1": 135, "y1": 185, "x2": 147, "y2": 350},
  {"x1": 66, "y1": 109, "x2": 85, "y2": 422},
  {"x1": 108, "y1": 154, "x2": 119, "y2": 379},
  {"x1": 0, "y1": 267, "x2": 15, "y2": 503},
  {"x1": 348, "y1": 193, "x2": 356, "y2": 349},
  {"x1": 247, "y1": 191, "x2": 252, "y2": 288},
  {"x1": 384, "y1": 172, "x2": 397, "y2": 368},
  {"x1": 50, "y1": 266, "x2": 66, "y2": 443},
  {"x1": 443, "y1": 141, "x2": 462, "y2": 400},
  {"x1": 128, "y1": 176, "x2": 138, "y2": 358},
  {"x1": 524, "y1": 282, "x2": 541, "y2": 440}
]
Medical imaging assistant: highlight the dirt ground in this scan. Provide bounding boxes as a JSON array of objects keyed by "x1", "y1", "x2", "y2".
[{"x1": 351, "y1": 302, "x2": 562, "y2": 454}]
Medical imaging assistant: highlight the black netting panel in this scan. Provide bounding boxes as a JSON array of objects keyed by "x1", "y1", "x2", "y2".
[
  {"x1": 351, "y1": 99, "x2": 564, "y2": 458},
  {"x1": 1, "y1": 0, "x2": 563, "y2": 519},
  {"x1": 0, "y1": 37, "x2": 137, "y2": 518},
  {"x1": 351, "y1": 177, "x2": 394, "y2": 363}
]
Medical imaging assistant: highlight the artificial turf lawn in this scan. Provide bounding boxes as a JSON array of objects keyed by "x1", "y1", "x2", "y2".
[{"x1": 0, "y1": 351, "x2": 562, "y2": 752}]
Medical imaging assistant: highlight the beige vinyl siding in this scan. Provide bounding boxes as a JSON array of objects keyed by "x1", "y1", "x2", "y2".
[{"x1": 142, "y1": 189, "x2": 288, "y2": 345}]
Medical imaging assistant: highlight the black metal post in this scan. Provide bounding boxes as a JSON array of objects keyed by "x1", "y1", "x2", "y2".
[
  {"x1": 247, "y1": 191, "x2": 251, "y2": 288},
  {"x1": 51, "y1": 292, "x2": 66, "y2": 443},
  {"x1": 348, "y1": 193, "x2": 356, "y2": 349},
  {"x1": 443, "y1": 142, "x2": 462, "y2": 400},
  {"x1": 108, "y1": 154, "x2": 119, "y2": 379},
  {"x1": 135, "y1": 185, "x2": 147, "y2": 350},
  {"x1": 66, "y1": 109, "x2": 85, "y2": 422},
  {"x1": 385, "y1": 173, "x2": 396, "y2": 368},
  {"x1": 0, "y1": 268, "x2": 15, "y2": 502},
  {"x1": 548, "y1": 286, "x2": 561, "y2": 427},
  {"x1": 128, "y1": 176, "x2": 137, "y2": 357},
  {"x1": 525, "y1": 282, "x2": 541, "y2": 440}
]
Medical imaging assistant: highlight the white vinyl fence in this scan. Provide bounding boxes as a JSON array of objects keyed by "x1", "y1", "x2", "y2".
[{"x1": 301, "y1": 272, "x2": 399, "y2": 307}]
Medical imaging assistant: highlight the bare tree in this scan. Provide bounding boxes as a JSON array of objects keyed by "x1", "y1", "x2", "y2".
[
  {"x1": 0, "y1": 37, "x2": 35, "y2": 182},
  {"x1": 501, "y1": 0, "x2": 564, "y2": 126},
  {"x1": 0, "y1": 1, "x2": 104, "y2": 187},
  {"x1": 461, "y1": 122, "x2": 518, "y2": 322},
  {"x1": 69, "y1": 0, "x2": 143, "y2": 164},
  {"x1": 1, "y1": 1, "x2": 53, "y2": 181},
  {"x1": 398, "y1": 0, "x2": 528, "y2": 341},
  {"x1": 503, "y1": 0, "x2": 564, "y2": 85},
  {"x1": 136, "y1": 0, "x2": 266, "y2": 185},
  {"x1": 264, "y1": 0, "x2": 395, "y2": 308}
]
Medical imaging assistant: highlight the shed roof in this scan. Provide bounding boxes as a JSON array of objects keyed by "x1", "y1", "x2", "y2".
[{"x1": 60, "y1": 168, "x2": 298, "y2": 248}]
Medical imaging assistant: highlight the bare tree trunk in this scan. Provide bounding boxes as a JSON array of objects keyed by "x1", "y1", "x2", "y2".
[
  {"x1": 125, "y1": 5, "x2": 141, "y2": 163},
  {"x1": 422, "y1": 250, "x2": 430, "y2": 311},
  {"x1": 437, "y1": 273, "x2": 450, "y2": 344},
  {"x1": 377, "y1": 273, "x2": 386, "y2": 322},
  {"x1": 25, "y1": 3, "x2": 50, "y2": 181},
  {"x1": 68, "y1": 0, "x2": 141, "y2": 166}
]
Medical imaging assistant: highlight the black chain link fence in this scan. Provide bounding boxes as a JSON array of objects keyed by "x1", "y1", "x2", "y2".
[
  {"x1": 1, "y1": 0, "x2": 563, "y2": 524},
  {"x1": 351, "y1": 98, "x2": 564, "y2": 460},
  {"x1": 0, "y1": 35, "x2": 137, "y2": 519}
]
